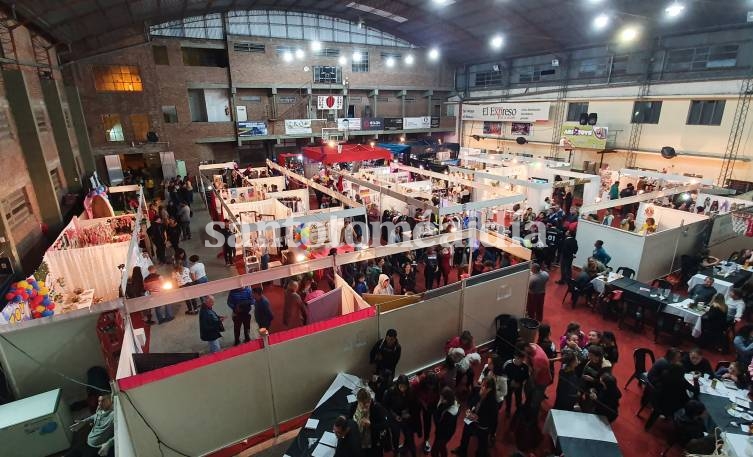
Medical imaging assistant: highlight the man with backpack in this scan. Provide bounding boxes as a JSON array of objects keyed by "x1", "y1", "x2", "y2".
[{"x1": 227, "y1": 286, "x2": 254, "y2": 345}]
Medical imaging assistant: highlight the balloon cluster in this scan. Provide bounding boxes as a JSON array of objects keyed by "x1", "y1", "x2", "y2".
[
  {"x1": 293, "y1": 224, "x2": 310, "y2": 249},
  {"x1": 4, "y1": 277, "x2": 55, "y2": 319}
]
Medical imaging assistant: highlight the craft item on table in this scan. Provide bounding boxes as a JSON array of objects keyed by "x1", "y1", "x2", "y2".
[
  {"x1": 2, "y1": 277, "x2": 56, "y2": 320},
  {"x1": 84, "y1": 186, "x2": 115, "y2": 219},
  {"x1": 52, "y1": 217, "x2": 134, "y2": 250}
]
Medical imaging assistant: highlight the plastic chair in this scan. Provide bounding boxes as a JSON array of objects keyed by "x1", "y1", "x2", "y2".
[
  {"x1": 654, "y1": 313, "x2": 684, "y2": 345},
  {"x1": 625, "y1": 347, "x2": 655, "y2": 389},
  {"x1": 561, "y1": 279, "x2": 593, "y2": 309},
  {"x1": 619, "y1": 299, "x2": 647, "y2": 332},
  {"x1": 616, "y1": 266, "x2": 635, "y2": 279}
]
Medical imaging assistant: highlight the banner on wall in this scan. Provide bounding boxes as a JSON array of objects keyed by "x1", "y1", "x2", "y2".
[
  {"x1": 337, "y1": 118, "x2": 362, "y2": 131},
  {"x1": 511, "y1": 122, "x2": 532, "y2": 136},
  {"x1": 361, "y1": 117, "x2": 384, "y2": 130},
  {"x1": 284, "y1": 119, "x2": 312, "y2": 135},
  {"x1": 462, "y1": 102, "x2": 551, "y2": 122},
  {"x1": 317, "y1": 95, "x2": 344, "y2": 110},
  {"x1": 431, "y1": 116, "x2": 440, "y2": 128},
  {"x1": 237, "y1": 121, "x2": 268, "y2": 137},
  {"x1": 483, "y1": 122, "x2": 503, "y2": 135},
  {"x1": 384, "y1": 117, "x2": 404, "y2": 130},
  {"x1": 403, "y1": 116, "x2": 431, "y2": 129},
  {"x1": 560, "y1": 123, "x2": 608, "y2": 149}
]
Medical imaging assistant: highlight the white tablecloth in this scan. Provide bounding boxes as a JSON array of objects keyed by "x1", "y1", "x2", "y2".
[
  {"x1": 663, "y1": 299, "x2": 704, "y2": 337},
  {"x1": 688, "y1": 274, "x2": 734, "y2": 297},
  {"x1": 544, "y1": 409, "x2": 617, "y2": 444},
  {"x1": 591, "y1": 272, "x2": 623, "y2": 294},
  {"x1": 723, "y1": 432, "x2": 753, "y2": 457}
]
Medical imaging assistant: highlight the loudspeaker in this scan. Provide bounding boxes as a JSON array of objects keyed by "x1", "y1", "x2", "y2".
[
  {"x1": 516, "y1": 136, "x2": 527, "y2": 145},
  {"x1": 588, "y1": 113, "x2": 598, "y2": 125},
  {"x1": 661, "y1": 146, "x2": 677, "y2": 159},
  {"x1": 146, "y1": 131, "x2": 159, "y2": 142},
  {"x1": 579, "y1": 113, "x2": 589, "y2": 125},
  {"x1": 471, "y1": 135, "x2": 481, "y2": 141}
]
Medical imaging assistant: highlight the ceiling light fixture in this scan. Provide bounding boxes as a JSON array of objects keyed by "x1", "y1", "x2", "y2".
[
  {"x1": 352, "y1": 51, "x2": 362, "y2": 62},
  {"x1": 338, "y1": 55, "x2": 348, "y2": 66},
  {"x1": 405, "y1": 54, "x2": 414, "y2": 65},
  {"x1": 619, "y1": 26, "x2": 639, "y2": 42},
  {"x1": 311, "y1": 40, "x2": 322, "y2": 52},
  {"x1": 283, "y1": 51, "x2": 293, "y2": 62},
  {"x1": 593, "y1": 14, "x2": 609, "y2": 30},
  {"x1": 490, "y1": 35, "x2": 504, "y2": 49},
  {"x1": 295, "y1": 48, "x2": 305, "y2": 59},
  {"x1": 428, "y1": 48, "x2": 440, "y2": 61},
  {"x1": 385, "y1": 56, "x2": 395, "y2": 67},
  {"x1": 665, "y1": 1, "x2": 685, "y2": 18}
]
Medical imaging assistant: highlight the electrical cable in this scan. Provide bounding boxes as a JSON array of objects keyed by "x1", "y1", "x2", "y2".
[{"x1": 119, "y1": 390, "x2": 191, "y2": 457}]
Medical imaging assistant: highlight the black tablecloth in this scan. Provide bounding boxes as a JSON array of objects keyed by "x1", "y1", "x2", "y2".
[
  {"x1": 699, "y1": 392, "x2": 749, "y2": 434},
  {"x1": 286, "y1": 385, "x2": 353, "y2": 457},
  {"x1": 610, "y1": 277, "x2": 669, "y2": 311},
  {"x1": 699, "y1": 267, "x2": 752, "y2": 288},
  {"x1": 557, "y1": 436, "x2": 623, "y2": 457}
]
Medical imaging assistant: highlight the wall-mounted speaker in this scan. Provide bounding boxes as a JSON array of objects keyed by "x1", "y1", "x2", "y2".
[
  {"x1": 516, "y1": 137, "x2": 527, "y2": 145},
  {"x1": 579, "y1": 113, "x2": 589, "y2": 125},
  {"x1": 588, "y1": 113, "x2": 598, "y2": 125},
  {"x1": 146, "y1": 131, "x2": 159, "y2": 142},
  {"x1": 661, "y1": 146, "x2": 677, "y2": 159}
]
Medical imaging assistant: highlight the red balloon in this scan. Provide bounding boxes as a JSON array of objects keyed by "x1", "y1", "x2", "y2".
[
  {"x1": 4, "y1": 293, "x2": 13, "y2": 300},
  {"x1": 46, "y1": 303, "x2": 55, "y2": 310}
]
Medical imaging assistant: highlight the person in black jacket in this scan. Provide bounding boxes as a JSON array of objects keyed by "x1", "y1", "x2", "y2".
[
  {"x1": 673, "y1": 400, "x2": 716, "y2": 454},
  {"x1": 350, "y1": 388, "x2": 388, "y2": 457},
  {"x1": 370, "y1": 329, "x2": 402, "y2": 375},
  {"x1": 333, "y1": 415, "x2": 363, "y2": 457},
  {"x1": 199, "y1": 296, "x2": 225, "y2": 353},
  {"x1": 383, "y1": 375, "x2": 419, "y2": 457},
  {"x1": 645, "y1": 363, "x2": 699, "y2": 430},
  {"x1": 682, "y1": 348, "x2": 714, "y2": 378},
  {"x1": 453, "y1": 376, "x2": 498, "y2": 457},
  {"x1": 400, "y1": 263, "x2": 417, "y2": 294},
  {"x1": 589, "y1": 373, "x2": 622, "y2": 422},
  {"x1": 432, "y1": 387, "x2": 459, "y2": 457},
  {"x1": 556, "y1": 230, "x2": 578, "y2": 284}
]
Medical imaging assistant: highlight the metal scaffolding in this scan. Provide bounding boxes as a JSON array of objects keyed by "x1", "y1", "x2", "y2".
[{"x1": 718, "y1": 75, "x2": 753, "y2": 186}]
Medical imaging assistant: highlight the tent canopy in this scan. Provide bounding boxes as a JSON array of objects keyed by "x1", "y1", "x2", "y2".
[{"x1": 302, "y1": 144, "x2": 392, "y2": 165}]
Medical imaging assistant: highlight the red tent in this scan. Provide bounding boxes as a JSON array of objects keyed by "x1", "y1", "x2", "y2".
[{"x1": 302, "y1": 143, "x2": 392, "y2": 164}]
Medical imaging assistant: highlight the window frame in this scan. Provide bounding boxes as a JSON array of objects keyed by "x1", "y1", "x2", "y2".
[
  {"x1": 102, "y1": 114, "x2": 125, "y2": 141},
  {"x1": 93, "y1": 65, "x2": 143, "y2": 92},
  {"x1": 631, "y1": 101, "x2": 663, "y2": 124},
  {"x1": 2, "y1": 187, "x2": 33, "y2": 229},
  {"x1": 566, "y1": 102, "x2": 589, "y2": 122},
  {"x1": 686, "y1": 100, "x2": 725, "y2": 126}
]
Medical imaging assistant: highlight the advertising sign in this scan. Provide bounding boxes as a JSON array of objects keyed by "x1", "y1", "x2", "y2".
[
  {"x1": 337, "y1": 118, "x2": 362, "y2": 131},
  {"x1": 361, "y1": 117, "x2": 384, "y2": 131},
  {"x1": 430, "y1": 116, "x2": 440, "y2": 128},
  {"x1": 461, "y1": 102, "x2": 551, "y2": 122},
  {"x1": 237, "y1": 121, "x2": 268, "y2": 137},
  {"x1": 0, "y1": 300, "x2": 30, "y2": 325},
  {"x1": 482, "y1": 122, "x2": 502, "y2": 135},
  {"x1": 511, "y1": 122, "x2": 532, "y2": 136},
  {"x1": 384, "y1": 117, "x2": 403, "y2": 130},
  {"x1": 560, "y1": 123, "x2": 608, "y2": 149},
  {"x1": 403, "y1": 116, "x2": 431, "y2": 129},
  {"x1": 284, "y1": 119, "x2": 312, "y2": 135},
  {"x1": 317, "y1": 95, "x2": 344, "y2": 110}
]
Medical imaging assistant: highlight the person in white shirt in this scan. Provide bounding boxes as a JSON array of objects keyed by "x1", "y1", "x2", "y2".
[
  {"x1": 602, "y1": 209, "x2": 615, "y2": 227},
  {"x1": 727, "y1": 288, "x2": 746, "y2": 323},
  {"x1": 172, "y1": 262, "x2": 199, "y2": 314}
]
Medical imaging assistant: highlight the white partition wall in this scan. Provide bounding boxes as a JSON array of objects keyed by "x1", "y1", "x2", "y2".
[{"x1": 575, "y1": 220, "x2": 645, "y2": 273}]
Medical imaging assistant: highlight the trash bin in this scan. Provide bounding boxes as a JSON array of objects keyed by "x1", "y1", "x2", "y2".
[{"x1": 518, "y1": 317, "x2": 540, "y2": 344}]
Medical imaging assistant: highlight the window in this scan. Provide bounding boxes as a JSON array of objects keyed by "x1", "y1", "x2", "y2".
[
  {"x1": 50, "y1": 168, "x2": 63, "y2": 196},
  {"x1": 349, "y1": 96, "x2": 363, "y2": 103},
  {"x1": 153, "y1": 46, "x2": 169, "y2": 65},
  {"x1": 518, "y1": 64, "x2": 556, "y2": 83},
  {"x1": 380, "y1": 51, "x2": 402, "y2": 60},
  {"x1": 404, "y1": 97, "x2": 416, "y2": 103},
  {"x1": 278, "y1": 96, "x2": 296, "y2": 104},
  {"x1": 33, "y1": 107, "x2": 47, "y2": 132},
  {"x1": 181, "y1": 47, "x2": 228, "y2": 67},
  {"x1": 611, "y1": 55, "x2": 629, "y2": 76},
  {"x1": 162, "y1": 106, "x2": 178, "y2": 123},
  {"x1": 233, "y1": 42, "x2": 265, "y2": 53},
  {"x1": 187, "y1": 89, "x2": 230, "y2": 122},
  {"x1": 473, "y1": 70, "x2": 503, "y2": 87},
  {"x1": 352, "y1": 51, "x2": 369, "y2": 72},
  {"x1": 188, "y1": 89, "x2": 208, "y2": 122},
  {"x1": 316, "y1": 48, "x2": 341, "y2": 57},
  {"x1": 687, "y1": 100, "x2": 725, "y2": 126},
  {"x1": 130, "y1": 114, "x2": 150, "y2": 141},
  {"x1": 566, "y1": 102, "x2": 589, "y2": 122},
  {"x1": 665, "y1": 45, "x2": 738, "y2": 72},
  {"x1": 631, "y1": 101, "x2": 662, "y2": 124},
  {"x1": 102, "y1": 114, "x2": 125, "y2": 141},
  {"x1": 2, "y1": 187, "x2": 33, "y2": 229},
  {"x1": 313, "y1": 66, "x2": 341, "y2": 84},
  {"x1": 276, "y1": 45, "x2": 296, "y2": 55},
  {"x1": 0, "y1": 108, "x2": 12, "y2": 141},
  {"x1": 240, "y1": 95, "x2": 262, "y2": 102},
  {"x1": 578, "y1": 58, "x2": 607, "y2": 78},
  {"x1": 93, "y1": 65, "x2": 143, "y2": 92}
]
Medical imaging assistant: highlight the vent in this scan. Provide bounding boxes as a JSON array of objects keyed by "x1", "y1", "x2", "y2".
[
  {"x1": 377, "y1": 96, "x2": 390, "y2": 102},
  {"x1": 233, "y1": 42, "x2": 265, "y2": 53},
  {"x1": 315, "y1": 48, "x2": 340, "y2": 57}
]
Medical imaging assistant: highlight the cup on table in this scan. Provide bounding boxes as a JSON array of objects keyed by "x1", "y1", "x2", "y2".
[{"x1": 672, "y1": 293, "x2": 680, "y2": 302}]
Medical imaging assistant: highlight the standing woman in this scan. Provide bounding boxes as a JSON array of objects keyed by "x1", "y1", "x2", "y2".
[
  {"x1": 438, "y1": 247, "x2": 452, "y2": 287},
  {"x1": 351, "y1": 388, "x2": 388, "y2": 457},
  {"x1": 601, "y1": 331, "x2": 619, "y2": 365},
  {"x1": 172, "y1": 262, "x2": 199, "y2": 314},
  {"x1": 399, "y1": 263, "x2": 417, "y2": 294},
  {"x1": 431, "y1": 387, "x2": 459, "y2": 457},
  {"x1": 413, "y1": 371, "x2": 440, "y2": 454},
  {"x1": 282, "y1": 280, "x2": 307, "y2": 329}
]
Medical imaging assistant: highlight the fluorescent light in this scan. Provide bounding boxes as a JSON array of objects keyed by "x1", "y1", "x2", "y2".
[
  {"x1": 593, "y1": 14, "x2": 609, "y2": 30},
  {"x1": 352, "y1": 51, "x2": 362, "y2": 62},
  {"x1": 282, "y1": 51, "x2": 293, "y2": 62},
  {"x1": 295, "y1": 48, "x2": 305, "y2": 59},
  {"x1": 385, "y1": 56, "x2": 395, "y2": 67},
  {"x1": 310, "y1": 40, "x2": 322, "y2": 52},
  {"x1": 665, "y1": 1, "x2": 685, "y2": 17},
  {"x1": 338, "y1": 55, "x2": 348, "y2": 65},
  {"x1": 428, "y1": 48, "x2": 440, "y2": 61},
  {"x1": 404, "y1": 54, "x2": 414, "y2": 65},
  {"x1": 490, "y1": 35, "x2": 504, "y2": 49},
  {"x1": 619, "y1": 26, "x2": 638, "y2": 42}
]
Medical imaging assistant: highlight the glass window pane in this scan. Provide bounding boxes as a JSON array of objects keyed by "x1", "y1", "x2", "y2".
[
  {"x1": 712, "y1": 101, "x2": 725, "y2": 125},
  {"x1": 270, "y1": 24, "x2": 286, "y2": 38}
]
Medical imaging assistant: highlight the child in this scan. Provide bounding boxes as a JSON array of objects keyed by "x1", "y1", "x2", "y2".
[{"x1": 354, "y1": 273, "x2": 369, "y2": 296}]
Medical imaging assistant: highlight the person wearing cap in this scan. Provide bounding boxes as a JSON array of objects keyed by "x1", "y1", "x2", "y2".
[
  {"x1": 372, "y1": 274, "x2": 394, "y2": 295},
  {"x1": 383, "y1": 374, "x2": 420, "y2": 457},
  {"x1": 370, "y1": 329, "x2": 402, "y2": 375}
]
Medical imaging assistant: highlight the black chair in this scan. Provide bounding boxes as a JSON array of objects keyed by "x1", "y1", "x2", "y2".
[
  {"x1": 652, "y1": 279, "x2": 673, "y2": 291},
  {"x1": 562, "y1": 278, "x2": 594, "y2": 309},
  {"x1": 616, "y1": 266, "x2": 635, "y2": 279},
  {"x1": 619, "y1": 299, "x2": 647, "y2": 332},
  {"x1": 654, "y1": 312, "x2": 684, "y2": 345},
  {"x1": 625, "y1": 347, "x2": 655, "y2": 389}
]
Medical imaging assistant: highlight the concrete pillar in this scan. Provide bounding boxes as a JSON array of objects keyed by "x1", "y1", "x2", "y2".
[
  {"x1": 3, "y1": 69, "x2": 62, "y2": 227},
  {"x1": 41, "y1": 80, "x2": 81, "y2": 192},
  {"x1": 65, "y1": 85, "x2": 95, "y2": 174}
]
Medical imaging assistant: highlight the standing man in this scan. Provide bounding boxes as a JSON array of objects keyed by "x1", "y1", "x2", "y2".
[
  {"x1": 609, "y1": 181, "x2": 619, "y2": 200},
  {"x1": 66, "y1": 394, "x2": 114, "y2": 457},
  {"x1": 227, "y1": 286, "x2": 254, "y2": 345},
  {"x1": 602, "y1": 209, "x2": 615, "y2": 226},
  {"x1": 370, "y1": 328, "x2": 402, "y2": 375},
  {"x1": 592, "y1": 240, "x2": 612, "y2": 266},
  {"x1": 556, "y1": 230, "x2": 578, "y2": 285},
  {"x1": 252, "y1": 287, "x2": 274, "y2": 330},
  {"x1": 333, "y1": 415, "x2": 362, "y2": 457},
  {"x1": 527, "y1": 263, "x2": 549, "y2": 322},
  {"x1": 177, "y1": 201, "x2": 192, "y2": 241},
  {"x1": 544, "y1": 223, "x2": 562, "y2": 269},
  {"x1": 218, "y1": 220, "x2": 236, "y2": 267},
  {"x1": 199, "y1": 295, "x2": 225, "y2": 353},
  {"x1": 524, "y1": 341, "x2": 553, "y2": 423}
]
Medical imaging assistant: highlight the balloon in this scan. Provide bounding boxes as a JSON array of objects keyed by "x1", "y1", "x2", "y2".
[
  {"x1": 39, "y1": 287, "x2": 49, "y2": 295},
  {"x1": 32, "y1": 295, "x2": 43, "y2": 304},
  {"x1": 34, "y1": 305, "x2": 45, "y2": 313},
  {"x1": 38, "y1": 281, "x2": 45, "y2": 288},
  {"x1": 41, "y1": 310, "x2": 53, "y2": 317},
  {"x1": 42, "y1": 297, "x2": 51, "y2": 305},
  {"x1": 13, "y1": 295, "x2": 21, "y2": 302},
  {"x1": 5, "y1": 293, "x2": 14, "y2": 301},
  {"x1": 46, "y1": 303, "x2": 55, "y2": 310}
]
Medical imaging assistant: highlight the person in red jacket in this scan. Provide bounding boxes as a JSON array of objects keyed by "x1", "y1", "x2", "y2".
[
  {"x1": 412, "y1": 370, "x2": 440, "y2": 454},
  {"x1": 445, "y1": 331, "x2": 477, "y2": 389}
]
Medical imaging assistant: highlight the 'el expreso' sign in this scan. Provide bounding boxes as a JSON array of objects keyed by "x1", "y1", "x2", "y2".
[{"x1": 462, "y1": 102, "x2": 550, "y2": 122}]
